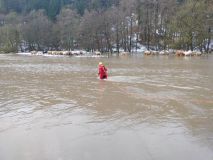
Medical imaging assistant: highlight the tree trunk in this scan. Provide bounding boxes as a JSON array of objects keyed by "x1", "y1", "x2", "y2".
[
  {"x1": 105, "y1": 31, "x2": 113, "y2": 54},
  {"x1": 116, "y1": 26, "x2": 120, "y2": 56},
  {"x1": 129, "y1": 16, "x2": 133, "y2": 53},
  {"x1": 206, "y1": 27, "x2": 211, "y2": 53}
]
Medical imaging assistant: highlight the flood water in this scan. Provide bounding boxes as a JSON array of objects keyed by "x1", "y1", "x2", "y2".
[{"x1": 0, "y1": 53, "x2": 213, "y2": 160}]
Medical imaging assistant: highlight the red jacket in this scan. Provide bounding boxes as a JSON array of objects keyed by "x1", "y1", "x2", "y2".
[{"x1": 98, "y1": 65, "x2": 108, "y2": 79}]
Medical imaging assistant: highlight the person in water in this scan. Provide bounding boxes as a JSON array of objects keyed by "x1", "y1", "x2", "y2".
[{"x1": 98, "y1": 62, "x2": 108, "y2": 79}]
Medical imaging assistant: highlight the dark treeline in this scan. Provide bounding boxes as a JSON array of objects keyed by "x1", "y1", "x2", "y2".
[{"x1": 0, "y1": 0, "x2": 212, "y2": 53}]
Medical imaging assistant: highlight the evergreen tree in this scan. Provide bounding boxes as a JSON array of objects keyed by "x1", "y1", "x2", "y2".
[{"x1": 48, "y1": 0, "x2": 62, "y2": 20}]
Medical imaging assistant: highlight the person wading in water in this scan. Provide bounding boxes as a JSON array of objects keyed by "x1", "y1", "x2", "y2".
[{"x1": 98, "y1": 62, "x2": 108, "y2": 79}]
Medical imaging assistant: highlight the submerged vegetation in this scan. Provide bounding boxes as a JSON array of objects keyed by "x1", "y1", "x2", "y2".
[{"x1": 0, "y1": 0, "x2": 212, "y2": 53}]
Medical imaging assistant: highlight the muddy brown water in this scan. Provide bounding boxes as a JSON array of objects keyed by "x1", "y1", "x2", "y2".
[{"x1": 0, "y1": 54, "x2": 213, "y2": 160}]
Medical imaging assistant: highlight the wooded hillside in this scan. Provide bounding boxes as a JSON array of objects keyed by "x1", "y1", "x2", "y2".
[{"x1": 0, "y1": 0, "x2": 212, "y2": 53}]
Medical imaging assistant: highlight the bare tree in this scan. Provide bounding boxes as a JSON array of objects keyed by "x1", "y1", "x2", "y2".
[
  {"x1": 21, "y1": 10, "x2": 53, "y2": 51},
  {"x1": 78, "y1": 10, "x2": 100, "y2": 52},
  {"x1": 57, "y1": 8, "x2": 80, "y2": 50},
  {"x1": 0, "y1": 12, "x2": 21, "y2": 53}
]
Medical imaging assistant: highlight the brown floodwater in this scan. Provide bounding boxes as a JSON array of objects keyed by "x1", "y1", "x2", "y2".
[{"x1": 0, "y1": 53, "x2": 213, "y2": 160}]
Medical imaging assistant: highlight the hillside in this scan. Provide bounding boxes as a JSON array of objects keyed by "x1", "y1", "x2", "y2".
[{"x1": 0, "y1": 0, "x2": 212, "y2": 53}]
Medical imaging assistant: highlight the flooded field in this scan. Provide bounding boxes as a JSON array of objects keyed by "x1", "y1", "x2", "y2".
[{"x1": 0, "y1": 54, "x2": 213, "y2": 160}]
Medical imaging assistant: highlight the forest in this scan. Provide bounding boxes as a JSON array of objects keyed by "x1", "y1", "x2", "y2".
[{"x1": 0, "y1": 0, "x2": 212, "y2": 53}]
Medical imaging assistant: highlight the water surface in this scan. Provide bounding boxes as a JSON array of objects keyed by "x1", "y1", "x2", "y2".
[{"x1": 0, "y1": 54, "x2": 213, "y2": 160}]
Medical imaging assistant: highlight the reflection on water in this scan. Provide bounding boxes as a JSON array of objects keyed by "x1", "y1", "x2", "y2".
[{"x1": 0, "y1": 54, "x2": 213, "y2": 160}]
